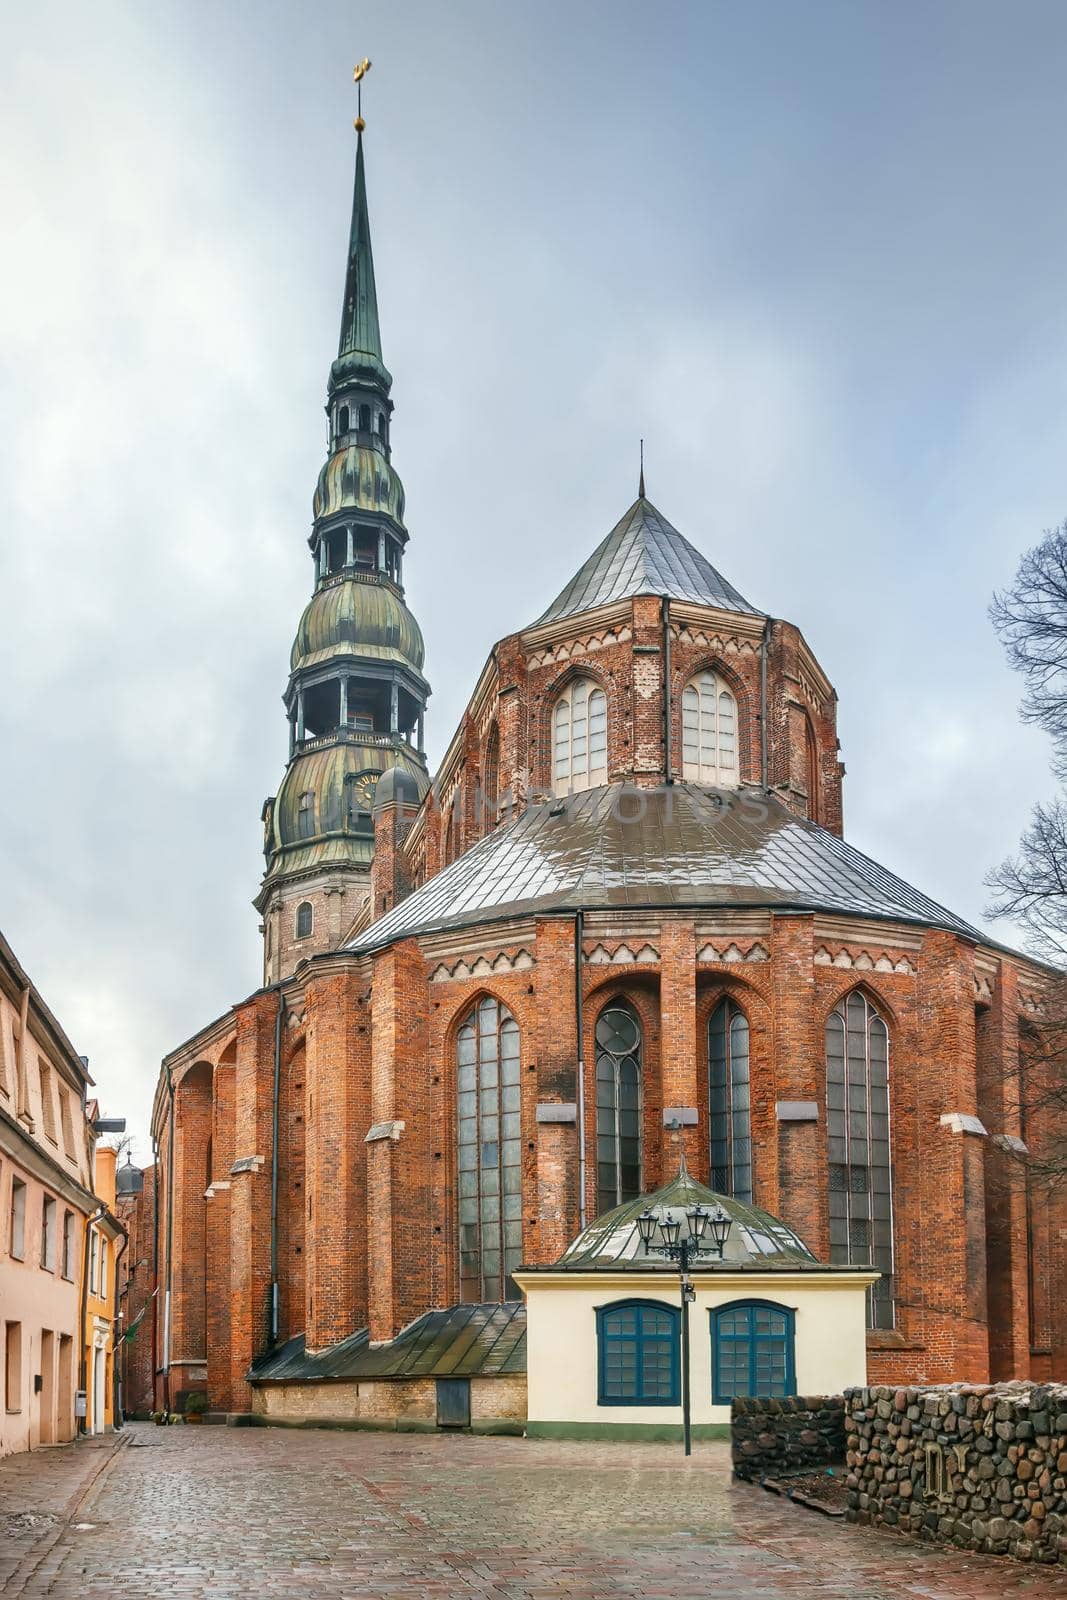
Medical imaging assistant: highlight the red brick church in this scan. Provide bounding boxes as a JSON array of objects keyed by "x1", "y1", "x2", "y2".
[{"x1": 126, "y1": 117, "x2": 1065, "y2": 1428}]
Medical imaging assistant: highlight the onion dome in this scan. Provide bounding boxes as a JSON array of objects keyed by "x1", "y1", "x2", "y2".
[
  {"x1": 116, "y1": 1158, "x2": 144, "y2": 1197},
  {"x1": 555, "y1": 1165, "x2": 820, "y2": 1272},
  {"x1": 313, "y1": 446, "x2": 406, "y2": 526},
  {"x1": 373, "y1": 765, "x2": 423, "y2": 812},
  {"x1": 264, "y1": 741, "x2": 429, "y2": 880},
  {"x1": 290, "y1": 580, "x2": 425, "y2": 675}
]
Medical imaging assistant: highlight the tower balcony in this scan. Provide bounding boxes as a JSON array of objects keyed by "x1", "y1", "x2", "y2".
[{"x1": 292, "y1": 726, "x2": 423, "y2": 762}]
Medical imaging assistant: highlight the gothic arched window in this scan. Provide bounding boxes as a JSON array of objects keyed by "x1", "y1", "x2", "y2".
[
  {"x1": 595, "y1": 1001, "x2": 643, "y2": 1214},
  {"x1": 457, "y1": 997, "x2": 522, "y2": 1302},
  {"x1": 826, "y1": 990, "x2": 894, "y2": 1328},
  {"x1": 681, "y1": 671, "x2": 738, "y2": 786},
  {"x1": 482, "y1": 727, "x2": 499, "y2": 835},
  {"x1": 805, "y1": 716, "x2": 820, "y2": 823},
  {"x1": 295, "y1": 901, "x2": 313, "y2": 940},
  {"x1": 552, "y1": 678, "x2": 608, "y2": 796},
  {"x1": 708, "y1": 999, "x2": 752, "y2": 1203}
]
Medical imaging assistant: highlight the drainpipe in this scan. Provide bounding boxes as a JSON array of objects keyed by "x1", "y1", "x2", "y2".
[
  {"x1": 574, "y1": 910, "x2": 587, "y2": 1232},
  {"x1": 661, "y1": 597, "x2": 672, "y2": 786},
  {"x1": 269, "y1": 989, "x2": 285, "y2": 1345},
  {"x1": 759, "y1": 617, "x2": 771, "y2": 787},
  {"x1": 77, "y1": 1204, "x2": 105, "y2": 1435},
  {"x1": 162, "y1": 1070, "x2": 175, "y2": 1414},
  {"x1": 150, "y1": 1136, "x2": 159, "y2": 1410}
]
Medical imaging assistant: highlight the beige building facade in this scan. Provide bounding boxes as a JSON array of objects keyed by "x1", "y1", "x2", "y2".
[{"x1": 0, "y1": 931, "x2": 107, "y2": 1457}]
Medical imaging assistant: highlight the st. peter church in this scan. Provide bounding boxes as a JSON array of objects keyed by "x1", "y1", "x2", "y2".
[{"x1": 121, "y1": 110, "x2": 1066, "y2": 1435}]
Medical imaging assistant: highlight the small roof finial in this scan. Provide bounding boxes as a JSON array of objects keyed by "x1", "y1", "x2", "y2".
[
  {"x1": 353, "y1": 57, "x2": 372, "y2": 133},
  {"x1": 638, "y1": 437, "x2": 646, "y2": 499}
]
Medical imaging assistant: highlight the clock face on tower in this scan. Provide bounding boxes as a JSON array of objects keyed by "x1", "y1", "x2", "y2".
[{"x1": 350, "y1": 770, "x2": 380, "y2": 812}]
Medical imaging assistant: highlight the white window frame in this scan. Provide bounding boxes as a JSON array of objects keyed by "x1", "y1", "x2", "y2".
[
  {"x1": 681, "y1": 671, "x2": 739, "y2": 787},
  {"x1": 552, "y1": 679, "x2": 608, "y2": 796}
]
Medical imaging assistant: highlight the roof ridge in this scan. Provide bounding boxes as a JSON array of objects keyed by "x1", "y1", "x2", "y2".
[{"x1": 532, "y1": 496, "x2": 761, "y2": 626}]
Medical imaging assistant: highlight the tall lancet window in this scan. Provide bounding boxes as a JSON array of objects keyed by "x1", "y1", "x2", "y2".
[
  {"x1": 482, "y1": 726, "x2": 499, "y2": 835},
  {"x1": 826, "y1": 991, "x2": 895, "y2": 1329},
  {"x1": 457, "y1": 997, "x2": 522, "y2": 1303},
  {"x1": 595, "y1": 1001, "x2": 643, "y2": 1214},
  {"x1": 681, "y1": 672, "x2": 738, "y2": 786},
  {"x1": 553, "y1": 679, "x2": 608, "y2": 796},
  {"x1": 708, "y1": 999, "x2": 752, "y2": 1203}
]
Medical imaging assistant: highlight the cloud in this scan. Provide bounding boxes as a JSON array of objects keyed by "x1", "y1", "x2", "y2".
[{"x1": 2, "y1": 1, "x2": 1065, "y2": 1156}]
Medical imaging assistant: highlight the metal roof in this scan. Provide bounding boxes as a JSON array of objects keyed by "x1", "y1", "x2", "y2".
[
  {"x1": 348, "y1": 782, "x2": 982, "y2": 954},
  {"x1": 249, "y1": 1301, "x2": 526, "y2": 1384},
  {"x1": 549, "y1": 1165, "x2": 822, "y2": 1272},
  {"x1": 533, "y1": 497, "x2": 761, "y2": 625}
]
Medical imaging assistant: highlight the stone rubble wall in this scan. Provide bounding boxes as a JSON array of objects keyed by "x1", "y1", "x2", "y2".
[
  {"x1": 731, "y1": 1395, "x2": 846, "y2": 1480},
  {"x1": 845, "y1": 1382, "x2": 1067, "y2": 1568}
]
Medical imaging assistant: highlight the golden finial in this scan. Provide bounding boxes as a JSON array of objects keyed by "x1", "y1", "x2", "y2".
[{"x1": 353, "y1": 58, "x2": 372, "y2": 132}]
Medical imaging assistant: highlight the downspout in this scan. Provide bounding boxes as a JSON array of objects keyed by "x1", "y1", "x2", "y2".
[
  {"x1": 661, "y1": 597, "x2": 672, "y2": 786},
  {"x1": 77, "y1": 1204, "x2": 104, "y2": 1434},
  {"x1": 163, "y1": 1070, "x2": 175, "y2": 1414},
  {"x1": 150, "y1": 1137, "x2": 159, "y2": 1409},
  {"x1": 574, "y1": 909, "x2": 587, "y2": 1232},
  {"x1": 759, "y1": 617, "x2": 771, "y2": 787},
  {"x1": 269, "y1": 988, "x2": 285, "y2": 1345}
]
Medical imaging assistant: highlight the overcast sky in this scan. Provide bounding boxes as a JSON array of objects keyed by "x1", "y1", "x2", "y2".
[{"x1": 3, "y1": 1, "x2": 1066, "y2": 1157}]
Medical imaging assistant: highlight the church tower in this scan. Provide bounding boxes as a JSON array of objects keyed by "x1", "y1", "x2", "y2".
[{"x1": 257, "y1": 122, "x2": 430, "y2": 982}]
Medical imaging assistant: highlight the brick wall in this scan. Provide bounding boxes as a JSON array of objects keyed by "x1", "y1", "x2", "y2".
[{"x1": 116, "y1": 1167, "x2": 156, "y2": 1418}]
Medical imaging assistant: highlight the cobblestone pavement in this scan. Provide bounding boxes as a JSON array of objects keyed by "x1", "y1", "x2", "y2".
[{"x1": 3, "y1": 1423, "x2": 1065, "y2": 1598}]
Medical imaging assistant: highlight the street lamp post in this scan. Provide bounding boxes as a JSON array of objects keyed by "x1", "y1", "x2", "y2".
[{"x1": 636, "y1": 1200, "x2": 732, "y2": 1456}]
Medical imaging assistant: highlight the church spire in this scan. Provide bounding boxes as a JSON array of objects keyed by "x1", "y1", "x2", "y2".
[
  {"x1": 338, "y1": 130, "x2": 383, "y2": 366},
  {"x1": 255, "y1": 74, "x2": 431, "y2": 982}
]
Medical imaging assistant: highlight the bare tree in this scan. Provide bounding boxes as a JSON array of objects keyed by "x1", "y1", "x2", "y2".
[
  {"x1": 988, "y1": 523, "x2": 1067, "y2": 1178},
  {"x1": 990, "y1": 519, "x2": 1067, "y2": 779}
]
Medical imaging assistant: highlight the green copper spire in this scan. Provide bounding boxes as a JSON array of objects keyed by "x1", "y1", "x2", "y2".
[{"x1": 338, "y1": 132, "x2": 382, "y2": 364}]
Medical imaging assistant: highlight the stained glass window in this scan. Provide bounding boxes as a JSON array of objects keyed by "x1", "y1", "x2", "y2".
[
  {"x1": 553, "y1": 679, "x2": 608, "y2": 795},
  {"x1": 712, "y1": 1301, "x2": 794, "y2": 1402},
  {"x1": 709, "y1": 999, "x2": 752, "y2": 1202},
  {"x1": 595, "y1": 1002, "x2": 643, "y2": 1214},
  {"x1": 826, "y1": 991, "x2": 895, "y2": 1328},
  {"x1": 598, "y1": 1300, "x2": 679, "y2": 1405},
  {"x1": 681, "y1": 672, "x2": 738, "y2": 786},
  {"x1": 457, "y1": 997, "x2": 522, "y2": 1303}
]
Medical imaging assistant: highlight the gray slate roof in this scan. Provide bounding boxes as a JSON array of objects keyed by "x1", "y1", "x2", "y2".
[
  {"x1": 534, "y1": 497, "x2": 760, "y2": 625},
  {"x1": 349, "y1": 783, "x2": 982, "y2": 954},
  {"x1": 249, "y1": 1301, "x2": 526, "y2": 1384}
]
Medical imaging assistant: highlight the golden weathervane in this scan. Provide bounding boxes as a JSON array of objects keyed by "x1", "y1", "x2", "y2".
[{"x1": 353, "y1": 58, "x2": 372, "y2": 132}]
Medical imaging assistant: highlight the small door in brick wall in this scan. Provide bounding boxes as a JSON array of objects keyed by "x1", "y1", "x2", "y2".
[{"x1": 436, "y1": 1378, "x2": 471, "y2": 1428}]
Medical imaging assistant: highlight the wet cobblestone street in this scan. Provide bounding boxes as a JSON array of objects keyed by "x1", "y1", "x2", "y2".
[{"x1": 1, "y1": 1424, "x2": 1064, "y2": 1598}]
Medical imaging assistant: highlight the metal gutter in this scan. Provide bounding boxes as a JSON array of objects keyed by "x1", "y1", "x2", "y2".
[
  {"x1": 574, "y1": 910, "x2": 587, "y2": 1233},
  {"x1": 661, "y1": 597, "x2": 672, "y2": 786}
]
